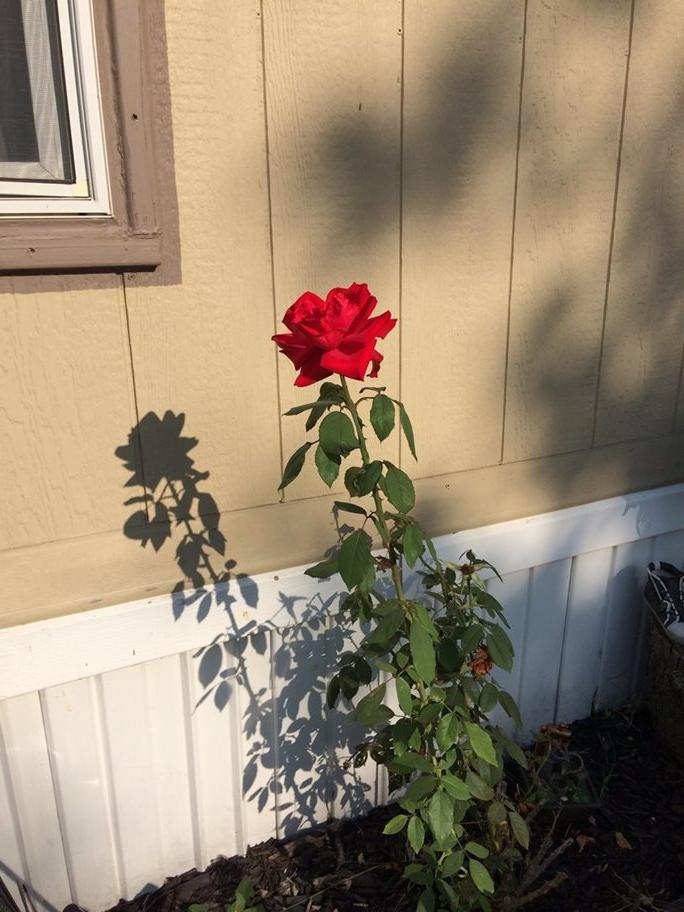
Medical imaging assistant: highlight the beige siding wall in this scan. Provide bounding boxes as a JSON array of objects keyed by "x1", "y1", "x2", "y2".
[{"x1": 2, "y1": 0, "x2": 683, "y2": 627}]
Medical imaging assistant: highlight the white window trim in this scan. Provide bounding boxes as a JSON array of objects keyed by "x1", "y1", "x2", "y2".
[{"x1": 0, "y1": 0, "x2": 111, "y2": 217}]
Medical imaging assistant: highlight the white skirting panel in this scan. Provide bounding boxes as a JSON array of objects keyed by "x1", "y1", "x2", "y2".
[{"x1": 1, "y1": 484, "x2": 684, "y2": 912}]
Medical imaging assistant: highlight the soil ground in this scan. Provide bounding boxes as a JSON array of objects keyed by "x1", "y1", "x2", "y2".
[{"x1": 105, "y1": 711, "x2": 684, "y2": 912}]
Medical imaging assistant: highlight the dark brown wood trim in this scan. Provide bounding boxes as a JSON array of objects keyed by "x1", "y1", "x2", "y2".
[{"x1": 0, "y1": 0, "x2": 163, "y2": 274}]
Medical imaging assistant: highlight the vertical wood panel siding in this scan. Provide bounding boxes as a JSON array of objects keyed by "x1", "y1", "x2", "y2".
[
  {"x1": 2, "y1": 484, "x2": 681, "y2": 912},
  {"x1": 0, "y1": 287, "x2": 138, "y2": 551},
  {"x1": 124, "y1": 0, "x2": 282, "y2": 513},
  {"x1": 401, "y1": 0, "x2": 524, "y2": 479},
  {"x1": 593, "y1": 0, "x2": 684, "y2": 445},
  {"x1": 503, "y1": 0, "x2": 631, "y2": 461},
  {"x1": 264, "y1": 0, "x2": 402, "y2": 498}
]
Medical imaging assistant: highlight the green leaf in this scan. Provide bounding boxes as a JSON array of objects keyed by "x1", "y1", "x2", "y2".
[
  {"x1": 305, "y1": 553, "x2": 338, "y2": 579},
  {"x1": 402, "y1": 523, "x2": 424, "y2": 567},
  {"x1": 464, "y1": 723, "x2": 498, "y2": 767},
  {"x1": 284, "y1": 399, "x2": 337, "y2": 416},
  {"x1": 235, "y1": 879, "x2": 254, "y2": 902},
  {"x1": 410, "y1": 619, "x2": 436, "y2": 683},
  {"x1": 345, "y1": 460, "x2": 383, "y2": 497},
  {"x1": 465, "y1": 770, "x2": 494, "y2": 801},
  {"x1": 306, "y1": 556, "x2": 339, "y2": 584},
  {"x1": 319, "y1": 412, "x2": 359, "y2": 458},
  {"x1": 477, "y1": 590, "x2": 506, "y2": 619},
  {"x1": 468, "y1": 859, "x2": 494, "y2": 895},
  {"x1": 319, "y1": 381, "x2": 344, "y2": 400},
  {"x1": 487, "y1": 801, "x2": 507, "y2": 826},
  {"x1": 498, "y1": 691, "x2": 523, "y2": 729},
  {"x1": 403, "y1": 862, "x2": 431, "y2": 885},
  {"x1": 495, "y1": 728, "x2": 528, "y2": 769},
  {"x1": 305, "y1": 402, "x2": 327, "y2": 432},
  {"x1": 408, "y1": 816, "x2": 425, "y2": 853},
  {"x1": 479, "y1": 682, "x2": 499, "y2": 713},
  {"x1": 353, "y1": 683, "x2": 392, "y2": 726},
  {"x1": 418, "y1": 702, "x2": 442, "y2": 725},
  {"x1": 326, "y1": 676, "x2": 340, "y2": 708},
  {"x1": 486, "y1": 626, "x2": 514, "y2": 672},
  {"x1": 413, "y1": 603, "x2": 438, "y2": 639},
  {"x1": 315, "y1": 444, "x2": 340, "y2": 487},
  {"x1": 437, "y1": 639, "x2": 460, "y2": 672},
  {"x1": 353, "y1": 656, "x2": 373, "y2": 685},
  {"x1": 368, "y1": 602, "x2": 405, "y2": 646},
  {"x1": 435, "y1": 713, "x2": 455, "y2": 753},
  {"x1": 441, "y1": 773, "x2": 471, "y2": 801},
  {"x1": 370, "y1": 394, "x2": 396, "y2": 442},
  {"x1": 399, "y1": 403, "x2": 417, "y2": 459},
  {"x1": 441, "y1": 850, "x2": 464, "y2": 877},
  {"x1": 383, "y1": 814, "x2": 409, "y2": 835},
  {"x1": 339, "y1": 530, "x2": 374, "y2": 589},
  {"x1": 278, "y1": 442, "x2": 312, "y2": 491},
  {"x1": 509, "y1": 811, "x2": 530, "y2": 849},
  {"x1": 427, "y1": 791, "x2": 454, "y2": 844},
  {"x1": 384, "y1": 464, "x2": 416, "y2": 513},
  {"x1": 396, "y1": 676, "x2": 414, "y2": 715},
  {"x1": 339, "y1": 666, "x2": 360, "y2": 700},
  {"x1": 333, "y1": 500, "x2": 367, "y2": 516},
  {"x1": 417, "y1": 888, "x2": 435, "y2": 912},
  {"x1": 461, "y1": 624, "x2": 484, "y2": 658},
  {"x1": 403, "y1": 775, "x2": 436, "y2": 803},
  {"x1": 465, "y1": 841, "x2": 489, "y2": 859},
  {"x1": 390, "y1": 751, "x2": 433, "y2": 773}
]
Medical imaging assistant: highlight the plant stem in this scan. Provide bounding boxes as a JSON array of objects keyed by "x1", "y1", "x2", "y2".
[{"x1": 339, "y1": 376, "x2": 405, "y2": 601}]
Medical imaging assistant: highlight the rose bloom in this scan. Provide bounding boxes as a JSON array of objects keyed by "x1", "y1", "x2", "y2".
[
  {"x1": 273, "y1": 282, "x2": 396, "y2": 387},
  {"x1": 468, "y1": 645, "x2": 494, "y2": 678}
]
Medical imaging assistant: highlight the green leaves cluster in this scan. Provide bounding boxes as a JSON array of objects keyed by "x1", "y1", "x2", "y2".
[
  {"x1": 279, "y1": 383, "x2": 417, "y2": 495},
  {"x1": 280, "y1": 378, "x2": 530, "y2": 910}
]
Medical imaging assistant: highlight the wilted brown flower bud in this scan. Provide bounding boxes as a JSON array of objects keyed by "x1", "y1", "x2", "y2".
[{"x1": 468, "y1": 645, "x2": 493, "y2": 677}]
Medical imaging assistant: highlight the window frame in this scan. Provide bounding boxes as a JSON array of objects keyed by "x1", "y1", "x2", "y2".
[
  {"x1": 0, "y1": 0, "x2": 162, "y2": 272},
  {"x1": 0, "y1": 0, "x2": 111, "y2": 213}
]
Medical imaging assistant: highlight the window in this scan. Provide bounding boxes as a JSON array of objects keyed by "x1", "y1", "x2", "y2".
[
  {"x1": 0, "y1": 0, "x2": 163, "y2": 271},
  {"x1": 0, "y1": 0, "x2": 110, "y2": 215}
]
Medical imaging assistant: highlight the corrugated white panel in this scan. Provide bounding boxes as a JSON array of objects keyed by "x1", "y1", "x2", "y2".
[
  {"x1": 327, "y1": 616, "x2": 383, "y2": 817},
  {"x1": 517, "y1": 559, "x2": 573, "y2": 737},
  {"x1": 0, "y1": 693, "x2": 71, "y2": 912},
  {"x1": 234, "y1": 630, "x2": 279, "y2": 848},
  {"x1": 556, "y1": 548, "x2": 615, "y2": 723},
  {"x1": 39, "y1": 678, "x2": 121, "y2": 910},
  {"x1": 595, "y1": 539, "x2": 654, "y2": 710},
  {"x1": 184, "y1": 647, "x2": 244, "y2": 866},
  {"x1": 488, "y1": 569, "x2": 531, "y2": 735},
  {"x1": 0, "y1": 716, "x2": 27, "y2": 911},
  {"x1": 272, "y1": 620, "x2": 331, "y2": 837},
  {"x1": 1, "y1": 490, "x2": 682, "y2": 912}
]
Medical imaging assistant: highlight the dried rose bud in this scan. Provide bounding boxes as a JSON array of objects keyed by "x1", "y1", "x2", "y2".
[{"x1": 468, "y1": 645, "x2": 494, "y2": 677}]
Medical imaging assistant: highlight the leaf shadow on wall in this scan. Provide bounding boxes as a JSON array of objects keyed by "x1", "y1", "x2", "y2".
[{"x1": 117, "y1": 411, "x2": 375, "y2": 837}]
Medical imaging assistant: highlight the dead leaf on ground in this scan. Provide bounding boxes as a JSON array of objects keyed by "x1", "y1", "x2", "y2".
[
  {"x1": 615, "y1": 831, "x2": 633, "y2": 850},
  {"x1": 576, "y1": 833, "x2": 595, "y2": 852}
]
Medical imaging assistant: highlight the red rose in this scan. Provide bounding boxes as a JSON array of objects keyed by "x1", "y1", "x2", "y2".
[{"x1": 272, "y1": 283, "x2": 396, "y2": 387}]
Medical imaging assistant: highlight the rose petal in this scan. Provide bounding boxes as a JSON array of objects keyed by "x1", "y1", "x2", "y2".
[
  {"x1": 283, "y1": 291, "x2": 326, "y2": 334},
  {"x1": 368, "y1": 349, "x2": 383, "y2": 377},
  {"x1": 294, "y1": 349, "x2": 333, "y2": 386},
  {"x1": 320, "y1": 337, "x2": 375, "y2": 380},
  {"x1": 363, "y1": 310, "x2": 396, "y2": 339}
]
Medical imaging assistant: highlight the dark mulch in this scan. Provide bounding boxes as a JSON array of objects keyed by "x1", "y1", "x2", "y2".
[
  {"x1": 105, "y1": 711, "x2": 684, "y2": 912},
  {"x1": 531, "y1": 710, "x2": 684, "y2": 912}
]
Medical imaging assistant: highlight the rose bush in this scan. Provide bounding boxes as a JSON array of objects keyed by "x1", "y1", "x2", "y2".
[
  {"x1": 274, "y1": 284, "x2": 529, "y2": 911},
  {"x1": 272, "y1": 282, "x2": 396, "y2": 386}
]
